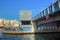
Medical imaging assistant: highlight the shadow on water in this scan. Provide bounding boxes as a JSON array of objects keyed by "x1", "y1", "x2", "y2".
[{"x1": 35, "y1": 32, "x2": 60, "y2": 40}]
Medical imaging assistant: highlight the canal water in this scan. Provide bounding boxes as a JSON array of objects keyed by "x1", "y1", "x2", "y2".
[
  {"x1": 0, "y1": 29, "x2": 60, "y2": 40},
  {"x1": 0, "y1": 33, "x2": 60, "y2": 40},
  {"x1": 0, "y1": 34, "x2": 34, "y2": 40}
]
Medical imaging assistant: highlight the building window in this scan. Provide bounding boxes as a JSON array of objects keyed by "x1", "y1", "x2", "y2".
[
  {"x1": 22, "y1": 27, "x2": 31, "y2": 31},
  {"x1": 22, "y1": 21, "x2": 31, "y2": 25}
]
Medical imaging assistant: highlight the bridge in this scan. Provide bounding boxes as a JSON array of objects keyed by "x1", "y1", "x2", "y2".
[{"x1": 33, "y1": 0, "x2": 60, "y2": 33}]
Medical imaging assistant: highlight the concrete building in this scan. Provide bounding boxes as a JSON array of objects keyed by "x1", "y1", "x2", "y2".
[
  {"x1": 10, "y1": 20, "x2": 20, "y2": 30},
  {"x1": 10, "y1": 20, "x2": 19, "y2": 27},
  {"x1": 0, "y1": 18, "x2": 4, "y2": 28},
  {"x1": 4, "y1": 20, "x2": 11, "y2": 27},
  {"x1": 20, "y1": 10, "x2": 34, "y2": 33}
]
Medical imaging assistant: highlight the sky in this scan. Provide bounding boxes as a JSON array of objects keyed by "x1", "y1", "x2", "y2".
[{"x1": 0, "y1": 0, "x2": 54, "y2": 20}]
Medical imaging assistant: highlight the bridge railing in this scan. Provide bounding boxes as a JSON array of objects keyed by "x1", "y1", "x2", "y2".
[{"x1": 33, "y1": 0, "x2": 60, "y2": 20}]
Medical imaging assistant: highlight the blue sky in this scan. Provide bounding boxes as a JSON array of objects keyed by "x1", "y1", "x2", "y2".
[{"x1": 0, "y1": 0, "x2": 54, "y2": 20}]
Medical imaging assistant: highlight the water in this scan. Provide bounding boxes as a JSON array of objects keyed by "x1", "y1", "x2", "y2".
[
  {"x1": 0, "y1": 33, "x2": 60, "y2": 40},
  {"x1": 0, "y1": 34, "x2": 35, "y2": 40},
  {"x1": 0, "y1": 34, "x2": 22, "y2": 40}
]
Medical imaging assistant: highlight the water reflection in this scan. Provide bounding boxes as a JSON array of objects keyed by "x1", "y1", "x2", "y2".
[
  {"x1": 0, "y1": 34, "x2": 34, "y2": 40},
  {"x1": 0, "y1": 33, "x2": 60, "y2": 40},
  {"x1": 35, "y1": 33, "x2": 60, "y2": 40}
]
